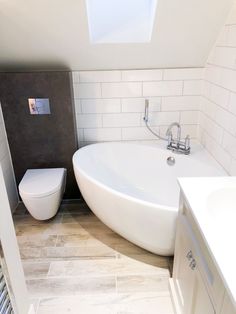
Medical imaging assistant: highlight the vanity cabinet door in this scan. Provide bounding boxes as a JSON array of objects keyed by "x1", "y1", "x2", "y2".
[
  {"x1": 172, "y1": 215, "x2": 216, "y2": 314},
  {"x1": 190, "y1": 267, "x2": 215, "y2": 314},
  {"x1": 172, "y1": 220, "x2": 195, "y2": 314}
]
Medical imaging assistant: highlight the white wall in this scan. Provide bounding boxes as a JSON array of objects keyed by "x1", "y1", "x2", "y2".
[
  {"x1": 72, "y1": 68, "x2": 203, "y2": 147},
  {"x1": 199, "y1": 0, "x2": 236, "y2": 175},
  {"x1": 0, "y1": 0, "x2": 233, "y2": 70},
  {"x1": 0, "y1": 106, "x2": 18, "y2": 211},
  {"x1": 0, "y1": 165, "x2": 31, "y2": 314},
  {"x1": 0, "y1": 0, "x2": 235, "y2": 190}
]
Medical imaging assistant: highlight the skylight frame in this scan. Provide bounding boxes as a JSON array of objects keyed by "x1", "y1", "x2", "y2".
[{"x1": 86, "y1": 0, "x2": 158, "y2": 44}]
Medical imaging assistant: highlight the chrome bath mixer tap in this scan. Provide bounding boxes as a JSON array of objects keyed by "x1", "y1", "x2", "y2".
[{"x1": 166, "y1": 122, "x2": 190, "y2": 155}]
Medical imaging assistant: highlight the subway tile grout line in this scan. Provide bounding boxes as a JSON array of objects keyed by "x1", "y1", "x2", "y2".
[
  {"x1": 206, "y1": 61, "x2": 236, "y2": 71},
  {"x1": 75, "y1": 79, "x2": 203, "y2": 84},
  {"x1": 75, "y1": 71, "x2": 203, "y2": 83},
  {"x1": 76, "y1": 93, "x2": 202, "y2": 100},
  {"x1": 198, "y1": 124, "x2": 232, "y2": 168},
  {"x1": 202, "y1": 95, "x2": 233, "y2": 119},
  {"x1": 214, "y1": 44, "x2": 236, "y2": 49},
  {"x1": 100, "y1": 82, "x2": 102, "y2": 98},
  {"x1": 76, "y1": 102, "x2": 201, "y2": 114},
  {"x1": 200, "y1": 122, "x2": 232, "y2": 154},
  {"x1": 207, "y1": 62, "x2": 236, "y2": 72},
  {"x1": 201, "y1": 96, "x2": 236, "y2": 132},
  {"x1": 77, "y1": 95, "x2": 202, "y2": 100},
  {"x1": 204, "y1": 79, "x2": 236, "y2": 100},
  {"x1": 77, "y1": 125, "x2": 198, "y2": 131}
]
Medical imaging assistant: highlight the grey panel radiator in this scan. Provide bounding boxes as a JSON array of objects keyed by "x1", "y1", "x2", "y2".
[
  {"x1": 0, "y1": 242, "x2": 14, "y2": 314},
  {"x1": 0, "y1": 264, "x2": 14, "y2": 314}
]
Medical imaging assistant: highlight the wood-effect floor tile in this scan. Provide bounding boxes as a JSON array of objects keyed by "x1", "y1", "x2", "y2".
[
  {"x1": 48, "y1": 256, "x2": 169, "y2": 278},
  {"x1": 117, "y1": 274, "x2": 170, "y2": 294},
  {"x1": 27, "y1": 276, "x2": 116, "y2": 298},
  {"x1": 23, "y1": 262, "x2": 50, "y2": 279},
  {"x1": 37, "y1": 293, "x2": 173, "y2": 314},
  {"x1": 13, "y1": 202, "x2": 174, "y2": 314}
]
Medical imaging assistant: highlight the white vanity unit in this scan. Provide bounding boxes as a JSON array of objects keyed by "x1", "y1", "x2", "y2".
[{"x1": 170, "y1": 177, "x2": 236, "y2": 314}]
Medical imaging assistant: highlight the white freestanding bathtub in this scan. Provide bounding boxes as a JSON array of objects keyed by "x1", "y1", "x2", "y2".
[{"x1": 73, "y1": 142, "x2": 225, "y2": 256}]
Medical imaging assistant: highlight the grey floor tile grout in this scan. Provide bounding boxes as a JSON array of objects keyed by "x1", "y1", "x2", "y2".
[{"x1": 42, "y1": 273, "x2": 170, "y2": 280}]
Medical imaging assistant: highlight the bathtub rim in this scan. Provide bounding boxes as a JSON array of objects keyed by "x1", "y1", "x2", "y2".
[
  {"x1": 73, "y1": 140, "x2": 226, "y2": 213},
  {"x1": 73, "y1": 144, "x2": 182, "y2": 213}
]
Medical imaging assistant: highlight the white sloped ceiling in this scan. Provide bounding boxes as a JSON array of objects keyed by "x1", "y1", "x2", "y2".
[{"x1": 0, "y1": 0, "x2": 233, "y2": 71}]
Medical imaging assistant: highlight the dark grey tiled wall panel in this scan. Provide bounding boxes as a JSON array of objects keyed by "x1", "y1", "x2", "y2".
[{"x1": 0, "y1": 72, "x2": 80, "y2": 199}]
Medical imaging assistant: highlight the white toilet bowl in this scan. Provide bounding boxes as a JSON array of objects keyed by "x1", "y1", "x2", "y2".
[{"x1": 19, "y1": 168, "x2": 66, "y2": 220}]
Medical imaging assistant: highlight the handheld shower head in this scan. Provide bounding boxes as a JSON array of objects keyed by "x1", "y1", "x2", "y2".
[
  {"x1": 143, "y1": 99, "x2": 149, "y2": 122},
  {"x1": 143, "y1": 99, "x2": 168, "y2": 141}
]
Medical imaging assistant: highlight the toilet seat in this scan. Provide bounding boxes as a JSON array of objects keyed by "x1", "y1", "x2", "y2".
[{"x1": 19, "y1": 168, "x2": 66, "y2": 198}]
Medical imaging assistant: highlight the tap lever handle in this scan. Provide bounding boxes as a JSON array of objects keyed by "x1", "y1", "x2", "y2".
[
  {"x1": 185, "y1": 135, "x2": 190, "y2": 149},
  {"x1": 167, "y1": 132, "x2": 172, "y2": 145}
]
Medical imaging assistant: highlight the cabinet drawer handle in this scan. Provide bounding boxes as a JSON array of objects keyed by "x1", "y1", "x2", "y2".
[
  {"x1": 186, "y1": 250, "x2": 193, "y2": 261},
  {"x1": 189, "y1": 259, "x2": 197, "y2": 270}
]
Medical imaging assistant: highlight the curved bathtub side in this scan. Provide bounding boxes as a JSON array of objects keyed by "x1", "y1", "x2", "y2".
[{"x1": 74, "y1": 167, "x2": 177, "y2": 256}]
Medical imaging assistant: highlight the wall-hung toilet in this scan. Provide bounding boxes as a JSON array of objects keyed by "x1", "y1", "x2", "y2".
[{"x1": 19, "y1": 168, "x2": 66, "y2": 220}]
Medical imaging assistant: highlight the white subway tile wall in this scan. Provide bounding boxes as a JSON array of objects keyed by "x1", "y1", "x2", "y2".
[
  {"x1": 199, "y1": 0, "x2": 236, "y2": 174},
  {"x1": 72, "y1": 68, "x2": 203, "y2": 147},
  {"x1": 0, "y1": 105, "x2": 19, "y2": 211}
]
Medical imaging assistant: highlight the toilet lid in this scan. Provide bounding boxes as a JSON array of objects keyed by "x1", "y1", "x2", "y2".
[{"x1": 19, "y1": 168, "x2": 66, "y2": 198}]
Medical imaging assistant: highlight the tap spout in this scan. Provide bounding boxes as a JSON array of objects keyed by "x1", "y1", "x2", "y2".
[{"x1": 166, "y1": 122, "x2": 181, "y2": 141}]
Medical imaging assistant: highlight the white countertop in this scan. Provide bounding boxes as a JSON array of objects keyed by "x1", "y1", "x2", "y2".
[{"x1": 178, "y1": 177, "x2": 236, "y2": 308}]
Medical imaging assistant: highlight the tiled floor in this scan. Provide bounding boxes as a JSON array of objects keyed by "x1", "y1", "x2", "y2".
[{"x1": 14, "y1": 202, "x2": 174, "y2": 314}]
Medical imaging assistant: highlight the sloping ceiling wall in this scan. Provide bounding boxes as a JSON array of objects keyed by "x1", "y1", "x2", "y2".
[{"x1": 0, "y1": 0, "x2": 233, "y2": 71}]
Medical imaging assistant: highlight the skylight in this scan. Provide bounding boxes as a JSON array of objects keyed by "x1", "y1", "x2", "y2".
[{"x1": 86, "y1": 0, "x2": 157, "y2": 44}]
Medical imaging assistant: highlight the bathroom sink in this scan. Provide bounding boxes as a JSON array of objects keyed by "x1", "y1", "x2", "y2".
[{"x1": 206, "y1": 187, "x2": 236, "y2": 223}]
